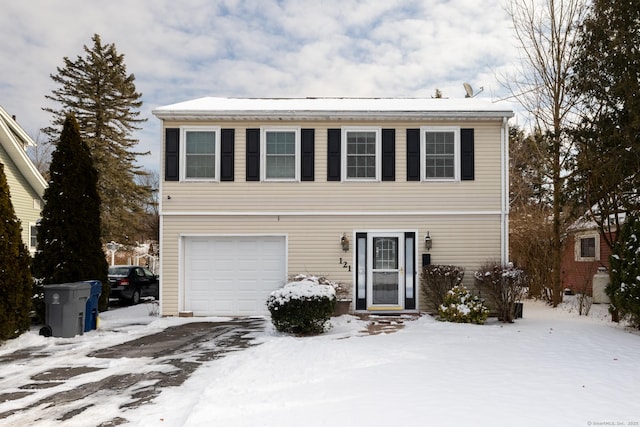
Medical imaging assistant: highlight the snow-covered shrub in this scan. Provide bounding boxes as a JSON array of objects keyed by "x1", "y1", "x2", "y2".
[
  {"x1": 266, "y1": 277, "x2": 336, "y2": 335},
  {"x1": 292, "y1": 274, "x2": 349, "y2": 300},
  {"x1": 475, "y1": 263, "x2": 526, "y2": 323},
  {"x1": 420, "y1": 265, "x2": 465, "y2": 311},
  {"x1": 607, "y1": 214, "x2": 640, "y2": 328},
  {"x1": 438, "y1": 285, "x2": 489, "y2": 325}
]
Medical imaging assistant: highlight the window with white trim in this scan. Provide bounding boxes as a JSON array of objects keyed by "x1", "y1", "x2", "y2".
[
  {"x1": 343, "y1": 128, "x2": 381, "y2": 181},
  {"x1": 181, "y1": 127, "x2": 220, "y2": 180},
  {"x1": 421, "y1": 127, "x2": 460, "y2": 180},
  {"x1": 575, "y1": 234, "x2": 599, "y2": 261},
  {"x1": 29, "y1": 224, "x2": 37, "y2": 250},
  {"x1": 261, "y1": 128, "x2": 300, "y2": 181}
]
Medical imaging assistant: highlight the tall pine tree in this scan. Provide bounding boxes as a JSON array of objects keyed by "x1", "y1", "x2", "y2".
[
  {"x1": 0, "y1": 163, "x2": 33, "y2": 341},
  {"x1": 43, "y1": 33, "x2": 149, "y2": 244},
  {"x1": 33, "y1": 114, "x2": 109, "y2": 310},
  {"x1": 570, "y1": 0, "x2": 640, "y2": 247}
]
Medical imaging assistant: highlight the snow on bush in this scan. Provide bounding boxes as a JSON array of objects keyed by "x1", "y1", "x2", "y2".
[
  {"x1": 266, "y1": 276, "x2": 336, "y2": 335},
  {"x1": 474, "y1": 262, "x2": 526, "y2": 323},
  {"x1": 420, "y1": 265, "x2": 465, "y2": 310},
  {"x1": 292, "y1": 274, "x2": 349, "y2": 300},
  {"x1": 438, "y1": 285, "x2": 489, "y2": 325}
]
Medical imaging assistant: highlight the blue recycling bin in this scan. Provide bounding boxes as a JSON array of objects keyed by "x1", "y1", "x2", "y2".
[{"x1": 84, "y1": 280, "x2": 102, "y2": 332}]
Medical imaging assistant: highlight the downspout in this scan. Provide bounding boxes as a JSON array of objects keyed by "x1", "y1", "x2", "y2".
[
  {"x1": 501, "y1": 117, "x2": 509, "y2": 264},
  {"x1": 158, "y1": 126, "x2": 165, "y2": 317}
]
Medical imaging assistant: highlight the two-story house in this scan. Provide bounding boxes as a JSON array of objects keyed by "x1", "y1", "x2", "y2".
[
  {"x1": 0, "y1": 105, "x2": 47, "y2": 254},
  {"x1": 152, "y1": 97, "x2": 513, "y2": 317}
]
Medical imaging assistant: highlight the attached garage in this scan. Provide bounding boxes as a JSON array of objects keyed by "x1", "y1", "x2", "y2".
[{"x1": 183, "y1": 235, "x2": 287, "y2": 316}]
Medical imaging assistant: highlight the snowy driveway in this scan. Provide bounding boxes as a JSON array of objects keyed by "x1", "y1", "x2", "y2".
[{"x1": 0, "y1": 305, "x2": 265, "y2": 426}]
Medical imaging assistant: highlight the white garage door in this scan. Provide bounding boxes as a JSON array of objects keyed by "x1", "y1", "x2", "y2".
[{"x1": 184, "y1": 236, "x2": 286, "y2": 316}]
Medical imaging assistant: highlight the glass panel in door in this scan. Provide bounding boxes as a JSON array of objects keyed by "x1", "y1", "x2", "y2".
[{"x1": 371, "y1": 236, "x2": 402, "y2": 305}]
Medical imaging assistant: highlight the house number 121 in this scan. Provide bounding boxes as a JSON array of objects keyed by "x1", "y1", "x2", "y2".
[{"x1": 339, "y1": 258, "x2": 351, "y2": 272}]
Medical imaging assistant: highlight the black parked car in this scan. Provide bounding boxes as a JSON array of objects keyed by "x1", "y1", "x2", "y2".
[{"x1": 108, "y1": 265, "x2": 159, "y2": 305}]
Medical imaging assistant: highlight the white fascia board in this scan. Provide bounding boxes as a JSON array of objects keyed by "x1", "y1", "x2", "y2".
[{"x1": 0, "y1": 109, "x2": 47, "y2": 196}]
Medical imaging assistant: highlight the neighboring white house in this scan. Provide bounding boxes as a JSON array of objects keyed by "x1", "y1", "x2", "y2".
[
  {"x1": 0, "y1": 105, "x2": 47, "y2": 253},
  {"x1": 152, "y1": 97, "x2": 514, "y2": 317}
]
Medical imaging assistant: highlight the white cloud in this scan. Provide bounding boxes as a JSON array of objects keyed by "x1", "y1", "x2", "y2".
[{"x1": 0, "y1": 0, "x2": 518, "y2": 173}]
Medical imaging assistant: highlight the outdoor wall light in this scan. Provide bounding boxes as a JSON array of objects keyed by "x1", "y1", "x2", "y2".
[
  {"x1": 340, "y1": 233, "x2": 350, "y2": 252},
  {"x1": 424, "y1": 232, "x2": 432, "y2": 251}
]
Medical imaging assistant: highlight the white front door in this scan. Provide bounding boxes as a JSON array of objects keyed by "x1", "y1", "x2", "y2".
[{"x1": 367, "y1": 233, "x2": 404, "y2": 310}]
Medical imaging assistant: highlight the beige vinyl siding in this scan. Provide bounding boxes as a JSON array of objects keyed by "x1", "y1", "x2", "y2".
[
  {"x1": 160, "y1": 213, "x2": 501, "y2": 316},
  {"x1": 0, "y1": 144, "x2": 42, "y2": 248},
  {"x1": 161, "y1": 120, "x2": 503, "y2": 214},
  {"x1": 159, "y1": 115, "x2": 506, "y2": 316}
]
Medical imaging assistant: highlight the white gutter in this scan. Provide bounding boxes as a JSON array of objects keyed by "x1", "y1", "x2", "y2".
[{"x1": 152, "y1": 110, "x2": 514, "y2": 122}]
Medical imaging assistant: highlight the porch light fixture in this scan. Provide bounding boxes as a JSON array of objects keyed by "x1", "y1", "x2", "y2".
[
  {"x1": 424, "y1": 232, "x2": 432, "y2": 251},
  {"x1": 340, "y1": 233, "x2": 350, "y2": 252}
]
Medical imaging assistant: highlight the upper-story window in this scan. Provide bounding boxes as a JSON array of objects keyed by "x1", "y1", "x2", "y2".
[
  {"x1": 421, "y1": 127, "x2": 460, "y2": 181},
  {"x1": 261, "y1": 128, "x2": 300, "y2": 181},
  {"x1": 182, "y1": 127, "x2": 220, "y2": 180},
  {"x1": 342, "y1": 128, "x2": 381, "y2": 181}
]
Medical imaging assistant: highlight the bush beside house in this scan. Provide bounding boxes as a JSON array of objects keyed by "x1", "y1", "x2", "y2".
[
  {"x1": 475, "y1": 263, "x2": 526, "y2": 323},
  {"x1": 421, "y1": 265, "x2": 465, "y2": 312},
  {"x1": 267, "y1": 276, "x2": 336, "y2": 335},
  {"x1": 438, "y1": 285, "x2": 489, "y2": 325}
]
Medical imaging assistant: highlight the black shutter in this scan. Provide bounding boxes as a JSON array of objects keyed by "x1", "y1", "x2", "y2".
[
  {"x1": 220, "y1": 129, "x2": 235, "y2": 181},
  {"x1": 327, "y1": 129, "x2": 341, "y2": 181},
  {"x1": 165, "y1": 128, "x2": 179, "y2": 181},
  {"x1": 461, "y1": 128, "x2": 475, "y2": 181},
  {"x1": 301, "y1": 129, "x2": 315, "y2": 181},
  {"x1": 246, "y1": 128, "x2": 260, "y2": 181},
  {"x1": 406, "y1": 129, "x2": 420, "y2": 181},
  {"x1": 382, "y1": 129, "x2": 395, "y2": 181}
]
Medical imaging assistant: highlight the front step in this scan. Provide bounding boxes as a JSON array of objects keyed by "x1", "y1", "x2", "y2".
[{"x1": 357, "y1": 313, "x2": 421, "y2": 335}]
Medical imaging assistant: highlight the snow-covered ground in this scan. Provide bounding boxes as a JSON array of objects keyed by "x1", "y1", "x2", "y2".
[{"x1": 2, "y1": 298, "x2": 640, "y2": 427}]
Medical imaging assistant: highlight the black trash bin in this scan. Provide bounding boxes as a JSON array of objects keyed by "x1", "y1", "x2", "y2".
[
  {"x1": 84, "y1": 280, "x2": 102, "y2": 332},
  {"x1": 513, "y1": 302, "x2": 524, "y2": 319},
  {"x1": 42, "y1": 282, "x2": 91, "y2": 338}
]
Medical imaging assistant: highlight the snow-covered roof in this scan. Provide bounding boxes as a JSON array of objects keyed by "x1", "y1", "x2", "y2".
[
  {"x1": 568, "y1": 209, "x2": 627, "y2": 232},
  {"x1": 153, "y1": 97, "x2": 514, "y2": 121}
]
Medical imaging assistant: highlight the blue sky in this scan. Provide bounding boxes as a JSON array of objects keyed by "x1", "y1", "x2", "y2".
[{"x1": 0, "y1": 0, "x2": 518, "y2": 174}]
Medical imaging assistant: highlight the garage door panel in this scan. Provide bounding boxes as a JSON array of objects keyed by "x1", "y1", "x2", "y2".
[{"x1": 184, "y1": 236, "x2": 286, "y2": 316}]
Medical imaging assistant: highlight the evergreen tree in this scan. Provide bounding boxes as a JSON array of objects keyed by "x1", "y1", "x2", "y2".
[
  {"x1": 570, "y1": 0, "x2": 640, "y2": 247},
  {"x1": 43, "y1": 33, "x2": 149, "y2": 244},
  {"x1": 33, "y1": 114, "x2": 109, "y2": 311},
  {"x1": 0, "y1": 163, "x2": 33, "y2": 341},
  {"x1": 607, "y1": 214, "x2": 640, "y2": 329}
]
